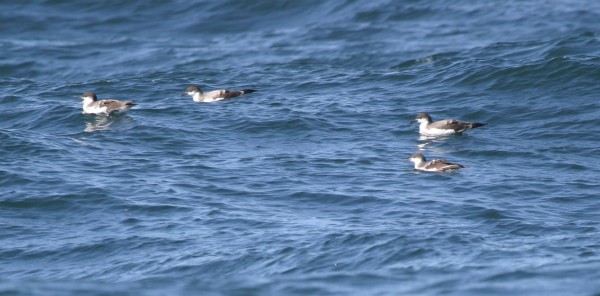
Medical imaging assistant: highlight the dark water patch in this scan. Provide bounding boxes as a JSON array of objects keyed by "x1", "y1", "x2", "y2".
[
  {"x1": 224, "y1": 117, "x2": 333, "y2": 134},
  {"x1": 395, "y1": 33, "x2": 600, "y2": 96},
  {"x1": 0, "y1": 170, "x2": 35, "y2": 187},
  {"x1": 353, "y1": 3, "x2": 434, "y2": 22},
  {"x1": 0, "y1": 194, "x2": 76, "y2": 211},
  {"x1": 544, "y1": 31, "x2": 600, "y2": 58},
  {"x1": 0, "y1": 61, "x2": 37, "y2": 77},
  {"x1": 117, "y1": 202, "x2": 194, "y2": 215},
  {"x1": 288, "y1": 191, "x2": 356, "y2": 206},
  {"x1": 393, "y1": 52, "x2": 461, "y2": 69}
]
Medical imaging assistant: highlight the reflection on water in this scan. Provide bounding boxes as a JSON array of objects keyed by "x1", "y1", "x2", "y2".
[
  {"x1": 416, "y1": 134, "x2": 454, "y2": 149},
  {"x1": 418, "y1": 134, "x2": 455, "y2": 142},
  {"x1": 84, "y1": 114, "x2": 133, "y2": 132}
]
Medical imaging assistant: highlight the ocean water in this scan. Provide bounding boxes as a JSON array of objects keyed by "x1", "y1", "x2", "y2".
[{"x1": 2, "y1": 0, "x2": 600, "y2": 295}]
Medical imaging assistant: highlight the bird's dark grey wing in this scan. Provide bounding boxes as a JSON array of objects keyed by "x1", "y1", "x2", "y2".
[
  {"x1": 222, "y1": 90, "x2": 244, "y2": 99},
  {"x1": 425, "y1": 159, "x2": 464, "y2": 171},
  {"x1": 99, "y1": 99, "x2": 132, "y2": 113},
  {"x1": 429, "y1": 119, "x2": 468, "y2": 131}
]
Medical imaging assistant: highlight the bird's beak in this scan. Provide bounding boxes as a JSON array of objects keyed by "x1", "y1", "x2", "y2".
[
  {"x1": 409, "y1": 120, "x2": 416, "y2": 124},
  {"x1": 181, "y1": 92, "x2": 187, "y2": 96},
  {"x1": 404, "y1": 157, "x2": 412, "y2": 162}
]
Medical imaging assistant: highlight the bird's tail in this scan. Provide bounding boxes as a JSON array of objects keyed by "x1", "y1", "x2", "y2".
[
  {"x1": 125, "y1": 101, "x2": 136, "y2": 106},
  {"x1": 470, "y1": 122, "x2": 486, "y2": 128},
  {"x1": 242, "y1": 89, "x2": 256, "y2": 94}
]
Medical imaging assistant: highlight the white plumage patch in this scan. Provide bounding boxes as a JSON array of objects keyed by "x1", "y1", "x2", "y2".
[{"x1": 419, "y1": 126, "x2": 457, "y2": 136}]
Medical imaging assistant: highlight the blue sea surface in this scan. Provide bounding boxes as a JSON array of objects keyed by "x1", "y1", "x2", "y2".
[{"x1": 1, "y1": 1, "x2": 600, "y2": 295}]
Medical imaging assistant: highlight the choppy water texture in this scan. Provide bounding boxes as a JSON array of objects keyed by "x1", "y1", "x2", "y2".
[{"x1": 2, "y1": 1, "x2": 600, "y2": 295}]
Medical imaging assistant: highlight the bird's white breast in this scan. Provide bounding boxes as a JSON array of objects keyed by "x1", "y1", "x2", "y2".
[
  {"x1": 82, "y1": 99, "x2": 107, "y2": 114},
  {"x1": 419, "y1": 124, "x2": 456, "y2": 136},
  {"x1": 193, "y1": 91, "x2": 226, "y2": 102}
]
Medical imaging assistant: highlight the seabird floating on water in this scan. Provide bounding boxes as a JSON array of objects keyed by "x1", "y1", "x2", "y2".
[
  {"x1": 81, "y1": 92, "x2": 135, "y2": 115},
  {"x1": 407, "y1": 152, "x2": 464, "y2": 172},
  {"x1": 411, "y1": 112, "x2": 485, "y2": 136},
  {"x1": 182, "y1": 85, "x2": 256, "y2": 103}
]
